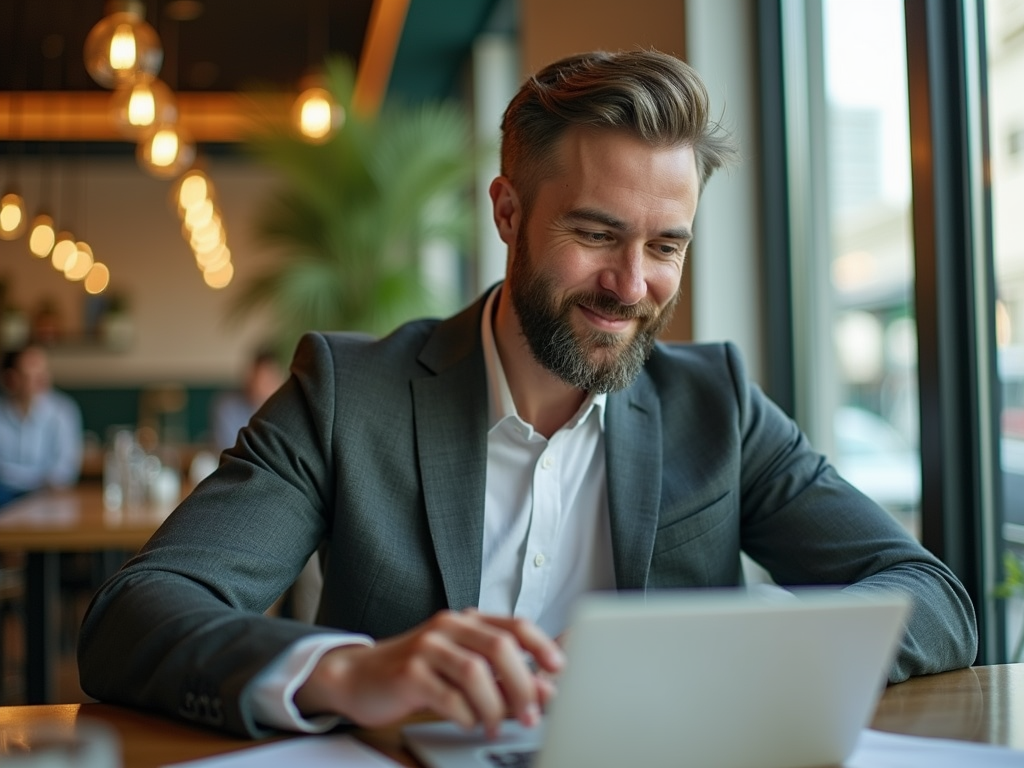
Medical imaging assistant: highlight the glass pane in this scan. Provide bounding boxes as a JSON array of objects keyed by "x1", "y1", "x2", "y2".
[
  {"x1": 985, "y1": 0, "x2": 1024, "y2": 662},
  {"x1": 822, "y1": 0, "x2": 920, "y2": 536}
]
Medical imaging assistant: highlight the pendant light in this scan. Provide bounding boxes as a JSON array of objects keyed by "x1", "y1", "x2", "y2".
[
  {"x1": 293, "y1": 0, "x2": 343, "y2": 143},
  {"x1": 137, "y1": 123, "x2": 196, "y2": 178},
  {"x1": 29, "y1": 28, "x2": 66, "y2": 259},
  {"x1": 110, "y1": 74, "x2": 178, "y2": 138},
  {"x1": 0, "y1": 192, "x2": 27, "y2": 240},
  {"x1": 293, "y1": 81, "x2": 344, "y2": 144},
  {"x1": 1, "y1": 92, "x2": 27, "y2": 241},
  {"x1": 28, "y1": 214, "x2": 56, "y2": 257},
  {"x1": 84, "y1": 0, "x2": 163, "y2": 89}
]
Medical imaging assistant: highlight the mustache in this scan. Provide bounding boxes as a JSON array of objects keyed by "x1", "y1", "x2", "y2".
[{"x1": 573, "y1": 292, "x2": 659, "y2": 322}]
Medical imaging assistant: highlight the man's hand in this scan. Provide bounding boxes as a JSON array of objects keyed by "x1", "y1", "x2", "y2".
[{"x1": 294, "y1": 610, "x2": 564, "y2": 737}]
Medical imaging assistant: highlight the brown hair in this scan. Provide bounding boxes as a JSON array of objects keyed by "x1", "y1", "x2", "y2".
[{"x1": 500, "y1": 49, "x2": 739, "y2": 208}]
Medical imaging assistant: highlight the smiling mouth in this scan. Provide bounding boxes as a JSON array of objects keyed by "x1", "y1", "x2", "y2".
[{"x1": 578, "y1": 304, "x2": 636, "y2": 332}]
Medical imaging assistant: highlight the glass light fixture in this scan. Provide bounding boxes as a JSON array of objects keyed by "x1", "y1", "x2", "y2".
[
  {"x1": 110, "y1": 75, "x2": 177, "y2": 138},
  {"x1": 0, "y1": 192, "x2": 27, "y2": 240},
  {"x1": 137, "y1": 124, "x2": 196, "y2": 179},
  {"x1": 28, "y1": 214, "x2": 56, "y2": 257},
  {"x1": 292, "y1": 84, "x2": 344, "y2": 144},
  {"x1": 84, "y1": 0, "x2": 163, "y2": 89}
]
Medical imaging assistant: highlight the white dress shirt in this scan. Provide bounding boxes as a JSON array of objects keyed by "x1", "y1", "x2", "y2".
[{"x1": 251, "y1": 287, "x2": 616, "y2": 729}]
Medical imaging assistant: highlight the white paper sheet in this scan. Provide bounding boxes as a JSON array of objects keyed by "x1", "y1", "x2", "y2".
[
  {"x1": 848, "y1": 728, "x2": 1024, "y2": 767},
  {"x1": 159, "y1": 726, "x2": 1024, "y2": 768},
  {"x1": 160, "y1": 733, "x2": 402, "y2": 768}
]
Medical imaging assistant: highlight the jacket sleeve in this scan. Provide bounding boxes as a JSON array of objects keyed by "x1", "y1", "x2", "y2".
[
  {"x1": 721, "y1": 342, "x2": 978, "y2": 682},
  {"x1": 78, "y1": 333, "x2": 346, "y2": 737}
]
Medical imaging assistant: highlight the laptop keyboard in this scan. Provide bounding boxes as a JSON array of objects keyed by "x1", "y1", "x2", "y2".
[{"x1": 484, "y1": 748, "x2": 536, "y2": 767}]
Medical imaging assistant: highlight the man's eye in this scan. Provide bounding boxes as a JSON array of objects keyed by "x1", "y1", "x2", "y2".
[
  {"x1": 654, "y1": 243, "x2": 681, "y2": 256},
  {"x1": 580, "y1": 230, "x2": 609, "y2": 243}
]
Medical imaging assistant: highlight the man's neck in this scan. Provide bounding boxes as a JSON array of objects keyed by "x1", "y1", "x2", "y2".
[{"x1": 492, "y1": 287, "x2": 587, "y2": 438}]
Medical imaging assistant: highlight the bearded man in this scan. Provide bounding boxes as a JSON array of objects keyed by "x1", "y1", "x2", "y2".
[{"x1": 79, "y1": 49, "x2": 977, "y2": 739}]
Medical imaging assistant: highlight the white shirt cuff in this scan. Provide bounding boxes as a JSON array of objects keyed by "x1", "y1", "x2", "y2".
[{"x1": 250, "y1": 633, "x2": 373, "y2": 732}]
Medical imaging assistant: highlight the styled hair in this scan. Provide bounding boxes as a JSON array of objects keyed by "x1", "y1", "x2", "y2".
[{"x1": 500, "y1": 49, "x2": 739, "y2": 207}]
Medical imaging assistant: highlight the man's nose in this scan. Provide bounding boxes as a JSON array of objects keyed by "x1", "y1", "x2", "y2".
[{"x1": 598, "y1": 245, "x2": 647, "y2": 305}]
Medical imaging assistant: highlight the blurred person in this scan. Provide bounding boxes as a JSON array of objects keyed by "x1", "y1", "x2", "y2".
[
  {"x1": 0, "y1": 343, "x2": 83, "y2": 507},
  {"x1": 79, "y1": 50, "x2": 977, "y2": 739},
  {"x1": 210, "y1": 347, "x2": 285, "y2": 453}
]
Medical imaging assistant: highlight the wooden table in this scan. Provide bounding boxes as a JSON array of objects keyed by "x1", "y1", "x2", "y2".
[
  {"x1": 0, "y1": 485, "x2": 172, "y2": 704},
  {"x1": 0, "y1": 664, "x2": 1021, "y2": 767}
]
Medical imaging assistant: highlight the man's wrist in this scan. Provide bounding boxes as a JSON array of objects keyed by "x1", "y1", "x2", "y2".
[{"x1": 250, "y1": 633, "x2": 373, "y2": 732}]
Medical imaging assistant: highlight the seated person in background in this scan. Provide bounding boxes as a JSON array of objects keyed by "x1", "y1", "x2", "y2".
[
  {"x1": 209, "y1": 347, "x2": 285, "y2": 453},
  {"x1": 78, "y1": 49, "x2": 978, "y2": 739},
  {"x1": 0, "y1": 343, "x2": 82, "y2": 507}
]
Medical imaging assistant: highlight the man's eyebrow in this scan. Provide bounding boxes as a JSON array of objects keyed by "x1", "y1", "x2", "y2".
[
  {"x1": 564, "y1": 207, "x2": 692, "y2": 241},
  {"x1": 565, "y1": 207, "x2": 627, "y2": 230}
]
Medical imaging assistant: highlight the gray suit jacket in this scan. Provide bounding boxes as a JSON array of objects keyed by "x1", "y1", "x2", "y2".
[{"x1": 78, "y1": 291, "x2": 978, "y2": 736}]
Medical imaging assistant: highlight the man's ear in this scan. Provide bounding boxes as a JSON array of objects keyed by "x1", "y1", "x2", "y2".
[{"x1": 489, "y1": 176, "x2": 521, "y2": 246}]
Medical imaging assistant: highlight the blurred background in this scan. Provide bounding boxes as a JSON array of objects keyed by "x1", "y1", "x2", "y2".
[{"x1": 0, "y1": 0, "x2": 1021, "y2": 700}]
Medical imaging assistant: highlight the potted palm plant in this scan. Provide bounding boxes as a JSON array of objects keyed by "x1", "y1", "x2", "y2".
[{"x1": 233, "y1": 57, "x2": 477, "y2": 358}]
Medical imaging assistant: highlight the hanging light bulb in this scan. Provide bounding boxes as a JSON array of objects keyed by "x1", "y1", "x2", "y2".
[
  {"x1": 28, "y1": 214, "x2": 56, "y2": 257},
  {"x1": 84, "y1": 262, "x2": 111, "y2": 294},
  {"x1": 65, "y1": 242, "x2": 95, "y2": 281},
  {"x1": 175, "y1": 170, "x2": 208, "y2": 212},
  {"x1": 0, "y1": 192, "x2": 27, "y2": 240},
  {"x1": 110, "y1": 75, "x2": 177, "y2": 138},
  {"x1": 292, "y1": 83, "x2": 344, "y2": 144},
  {"x1": 137, "y1": 123, "x2": 196, "y2": 179},
  {"x1": 51, "y1": 231, "x2": 78, "y2": 271},
  {"x1": 84, "y1": 0, "x2": 163, "y2": 89}
]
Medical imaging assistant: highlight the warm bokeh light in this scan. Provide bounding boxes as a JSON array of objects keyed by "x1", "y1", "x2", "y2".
[
  {"x1": 177, "y1": 171, "x2": 208, "y2": 211},
  {"x1": 194, "y1": 242, "x2": 227, "y2": 267},
  {"x1": 84, "y1": 6, "x2": 163, "y2": 88},
  {"x1": 65, "y1": 243, "x2": 95, "y2": 281},
  {"x1": 0, "y1": 193, "x2": 26, "y2": 240},
  {"x1": 293, "y1": 87, "x2": 344, "y2": 143},
  {"x1": 51, "y1": 233, "x2": 77, "y2": 271},
  {"x1": 138, "y1": 125, "x2": 196, "y2": 178},
  {"x1": 111, "y1": 76, "x2": 176, "y2": 137},
  {"x1": 109, "y1": 23, "x2": 137, "y2": 70},
  {"x1": 183, "y1": 198, "x2": 215, "y2": 230},
  {"x1": 189, "y1": 219, "x2": 224, "y2": 252},
  {"x1": 197, "y1": 245, "x2": 231, "y2": 273},
  {"x1": 28, "y1": 214, "x2": 56, "y2": 257},
  {"x1": 150, "y1": 128, "x2": 178, "y2": 167},
  {"x1": 203, "y1": 260, "x2": 234, "y2": 289},
  {"x1": 84, "y1": 262, "x2": 111, "y2": 294}
]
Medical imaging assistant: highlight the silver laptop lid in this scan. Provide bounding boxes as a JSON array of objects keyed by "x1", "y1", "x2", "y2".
[{"x1": 535, "y1": 588, "x2": 910, "y2": 768}]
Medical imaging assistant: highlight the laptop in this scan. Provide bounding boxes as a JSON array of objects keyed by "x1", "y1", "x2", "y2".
[{"x1": 402, "y1": 588, "x2": 910, "y2": 768}]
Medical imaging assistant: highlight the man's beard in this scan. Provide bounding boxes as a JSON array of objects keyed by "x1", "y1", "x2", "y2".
[{"x1": 508, "y1": 237, "x2": 678, "y2": 393}]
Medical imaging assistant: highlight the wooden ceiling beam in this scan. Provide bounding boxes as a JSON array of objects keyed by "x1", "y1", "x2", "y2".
[
  {"x1": 352, "y1": 0, "x2": 411, "y2": 116},
  {"x1": 0, "y1": 92, "x2": 293, "y2": 143}
]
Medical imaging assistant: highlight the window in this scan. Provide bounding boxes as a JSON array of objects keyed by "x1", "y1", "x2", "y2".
[
  {"x1": 985, "y1": 0, "x2": 1024, "y2": 661},
  {"x1": 765, "y1": 0, "x2": 1005, "y2": 661},
  {"x1": 823, "y1": 0, "x2": 920, "y2": 536}
]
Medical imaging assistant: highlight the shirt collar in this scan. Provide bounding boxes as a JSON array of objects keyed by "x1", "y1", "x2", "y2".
[{"x1": 481, "y1": 284, "x2": 606, "y2": 433}]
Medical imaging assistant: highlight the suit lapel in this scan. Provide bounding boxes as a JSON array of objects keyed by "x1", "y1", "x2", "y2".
[
  {"x1": 412, "y1": 295, "x2": 491, "y2": 611},
  {"x1": 606, "y1": 372, "x2": 662, "y2": 590}
]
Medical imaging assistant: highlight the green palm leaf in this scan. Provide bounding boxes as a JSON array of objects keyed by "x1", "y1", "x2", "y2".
[{"x1": 231, "y1": 56, "x2": 475, "y2": 354}]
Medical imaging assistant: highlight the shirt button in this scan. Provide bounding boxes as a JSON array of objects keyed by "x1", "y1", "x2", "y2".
[
  {"x1": 534, "y1": 553, "x2": 546, "y2": 567},
  {"x1": 541, "y1": 455, "x2": 554, "y2": 470}
]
